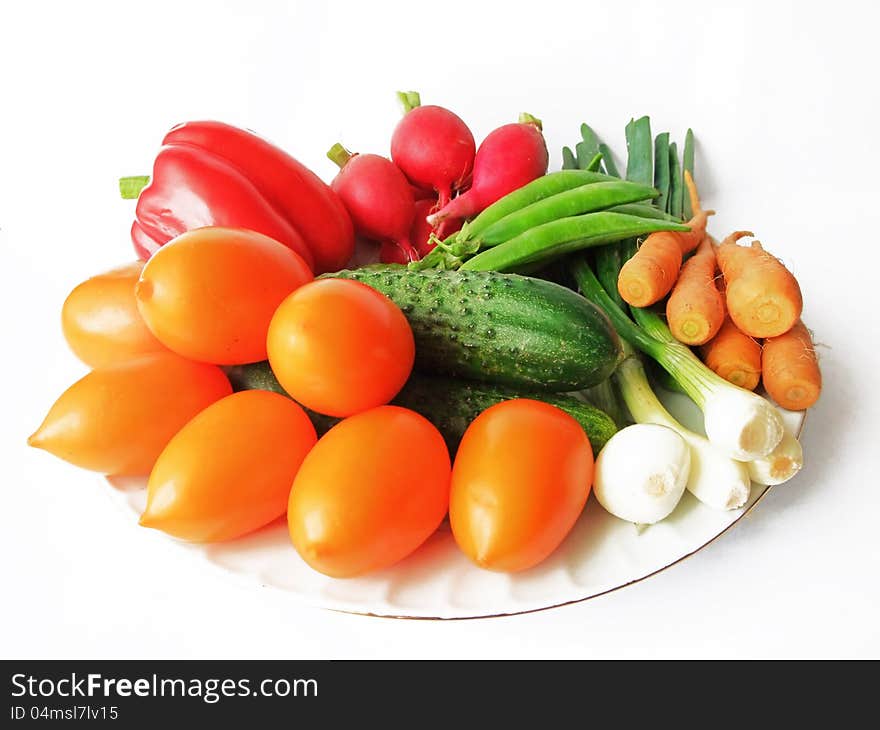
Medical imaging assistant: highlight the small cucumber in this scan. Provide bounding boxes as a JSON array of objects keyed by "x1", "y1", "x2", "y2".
[
  {"x1": 225, "y1": 363, "x2": 617, "y2": 457},
  {"x1": 394, "y1": 373, "x2": 617, "y2": 456},
  {"x1": 322, "y1": 265, "x2": 622, "y2": 392}
]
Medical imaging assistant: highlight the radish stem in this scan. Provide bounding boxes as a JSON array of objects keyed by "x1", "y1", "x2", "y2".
[
  {"x1": 327, "y1": 142, "x2": 353, "y2": 169},
  {"x1": 396, "y1": 90, "x2": 421, "y2": 114}
]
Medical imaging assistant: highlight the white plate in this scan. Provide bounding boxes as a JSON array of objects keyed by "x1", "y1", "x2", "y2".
[{"x1": 107, "y1": 390, "x2": 804, "y2": 619}]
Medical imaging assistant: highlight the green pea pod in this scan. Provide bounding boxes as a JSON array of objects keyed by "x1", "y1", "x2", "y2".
[
  {"x1": 477, "y1": 180, "x2": 658, "y2": 248},
  {"x1": 610, "y1": 203, "x2": 680, "y2": 221},
  {"x1": 414, "y1": 169, "x2": 618, "y2": 271},
  {"x1": 460, "y1": 212, "x2": 690, "y2": 273},
  {"x1": 460, "y1": 169, "x2": 614, "y2": 240}
]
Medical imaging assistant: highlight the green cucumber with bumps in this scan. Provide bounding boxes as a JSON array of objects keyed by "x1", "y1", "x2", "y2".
[
  {"x1": 224, "y1": 363, "x2": 617, "y2": 457},
  {"x1": 320, "y1": 265, "x2": 622, "y2": 392}
]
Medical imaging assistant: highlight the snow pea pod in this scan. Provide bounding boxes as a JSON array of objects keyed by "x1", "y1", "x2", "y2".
[
  {"x1": 477, "y1": 180, "x2": 658, "y2": 247},
  {"x1": 460, "y1": 212, "x2": 689, "y2": 273}
]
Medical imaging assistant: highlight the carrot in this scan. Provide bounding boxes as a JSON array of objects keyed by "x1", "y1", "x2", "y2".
[
  {"x1": 618, "y1": 170, "x2": 714, "y2": 306},
  {"x1": 715, "y1": 232, "x2": 803, "y2": 338},
  {"x1": 666, "y1": 237, "x2": 725, "y2": 345},
  {"x1": 677, "y1": 171, "x2": 714, "y2": 253},
  {"x1": 761, "y1": 320, "x2": 821, "y2": 410},
  {"x1": 700, "y1": 316, "x2": 762, "y2": 391}
]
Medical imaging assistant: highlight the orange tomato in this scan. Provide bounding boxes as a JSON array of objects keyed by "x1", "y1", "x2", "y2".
[
  {"x1": 267, "y1": 279, "x2": 414, "y2": 417},
  {"x1": 288, "y1": 406, "x2": 450, "y2": 577},
  {"x1": 62, "y1": 262, "x2": 166, "y2": 367},
  {"x1": 141, "y1": 390, "x2": 316, "y2": 542},
  {"x1": 28, "y1": 352, "x2": 231, "y2": 475},
  {"x1": 136, "y1": 227, "x2": 312, "y2": 365},
  {"x1": 449, "y1": 399, "x2": 594, "y2": 572}
]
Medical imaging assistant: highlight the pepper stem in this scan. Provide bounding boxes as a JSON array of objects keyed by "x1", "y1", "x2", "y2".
[
  {"x1": 397, "y1": 90, "x2": 421, "y2": 114},
  {"x1": 119, "y1": 176, "x2": 150, "y2": 199},
  {"x1": 327, "y1": 143, "x2": 353, "y2": 168},
  {"x1": 518, "y1": 112, "x2": 543, "y2": 130}
]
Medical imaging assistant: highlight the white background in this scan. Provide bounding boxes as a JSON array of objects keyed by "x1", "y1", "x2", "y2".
[{"x1": 1, "y1": 0, "x2": 878, "y2": 658}]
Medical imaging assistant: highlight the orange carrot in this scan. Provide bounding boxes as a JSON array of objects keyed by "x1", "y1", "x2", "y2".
[
  {"x1": 762, "y1": 320, "x2": 821, "y2": 410},
  {"x1": 618, "y1": 170, "x2": 714, "y2": 306},
  {"x1": 666, "y1": 237, "x2": 725, "y2": 345},
  {"x1": 677, "y1": 171, "x2": 714, "y2": 254},
  {"x1": 700, "y1": 316, "x2": 762, "y2": 391},
  {"x1": 715, "y1": 232, "x2": 803, "y2": 338}
]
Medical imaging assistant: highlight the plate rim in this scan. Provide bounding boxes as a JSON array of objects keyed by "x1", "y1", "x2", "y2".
[
  {"x1": 107, "y1": 414, "x2": 805, "y2": 621},
  {"x1": 315, "y1": 413, "x2": 805, "y2": 620},
  {"x1": 333, "y1": 483, "x2": 774, "y2": 621}
]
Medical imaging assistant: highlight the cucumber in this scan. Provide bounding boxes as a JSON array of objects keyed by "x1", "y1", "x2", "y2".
[
  {"x1": 223, "y1": 361, "x2": 338, "y2": 433},
  {"x1": 322, "y1": 265, "x2": 622, "y2": 392},
  {"x1": 393, "y1": 373, "x2": 617, "y2": 456},
  {"x1": 224, "y1": 362, "x2": 617, "y2": 457}
]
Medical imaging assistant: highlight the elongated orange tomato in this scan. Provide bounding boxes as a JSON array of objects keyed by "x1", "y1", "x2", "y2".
[
  {"x1": 288, "y1": 406, "x2": 450, "y2": 577},
  {"x1": 136, "y1": 227, "x2": 313, "y2": 365},
  {"x1": 141, "y1": 391, "x2": 317, "y2": 542},
  {"x1": 449, "y1": 399, "x2": 594, "y2": 572},
  {"x1": 28, "y1": 352, "x2": 231, "y2": 475},
  {"x1": 62, "y1": 262, "x2": 166, "y2": 367},
  {"x1": 267, "y1": 278, "x2": 414, "y2": 417}
]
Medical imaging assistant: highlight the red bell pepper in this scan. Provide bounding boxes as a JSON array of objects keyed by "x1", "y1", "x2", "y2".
[{"x1": 131, "y1": 121, "x2": 354, "y2": 273}]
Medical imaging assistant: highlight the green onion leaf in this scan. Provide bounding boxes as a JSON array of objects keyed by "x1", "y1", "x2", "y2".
[
  {"x1": 625, "y1": 116, "x2": 653, "y2": 186},
  {"x1": 668, "y1": 142, "x2": 683, "y2": 219},
  {"x1": 653, "y1": 132, "x2": 670, "y2": 214},
  {"x1": 682, "y1": 128, "x2": 695, "y2": 219},
  {"x1": 598, "y1": 143, "x2": 621, "y2": 177}
]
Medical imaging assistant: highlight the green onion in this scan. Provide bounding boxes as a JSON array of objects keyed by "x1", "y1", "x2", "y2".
[{"x1": 570, "y1": 255, "x2": 784, "y2": 460}]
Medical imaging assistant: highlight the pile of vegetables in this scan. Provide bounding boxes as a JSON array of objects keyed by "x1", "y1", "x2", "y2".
[{"x1": 30, "y1": 95, "x2": 821, "y2": 579}]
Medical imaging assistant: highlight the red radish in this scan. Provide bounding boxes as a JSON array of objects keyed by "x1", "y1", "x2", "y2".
[
  {"x1": 411, "y1": 184, "x2": 436, "y2": 202},
  {"x1": 379, "y1": 240, "x2": 409, "y2": 265},
  {"x1": 391, "y1": 91, "x2": 475, "y2": 210},
  {"x1": 428, "y1": 113, "x2": 549, "y2": 226},
  {"x1": 379, "y1": 198, "x2": 464, "y2": 264},
  {"x1": 411, "y1": 199, "x2": 441, "y2": 258},
  {"x1": 410, "y1": 199, "x2": 462, "y2": 257},
  {"x1": 328, "y1": 143, "x2": 417, "y2": 261}
]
